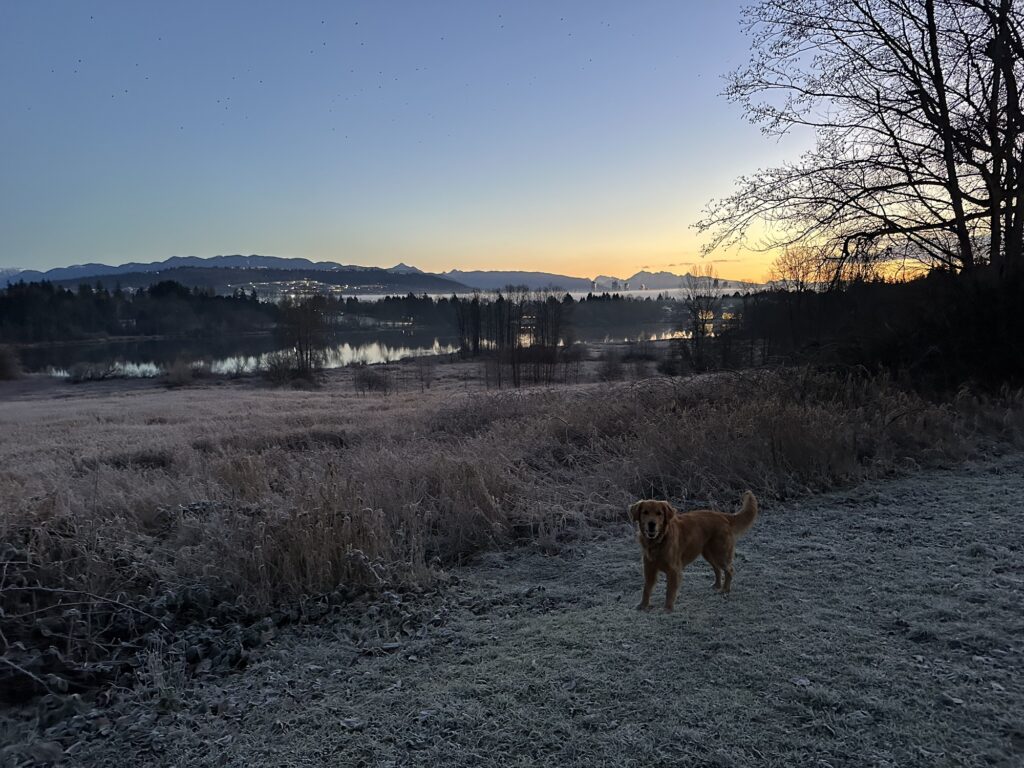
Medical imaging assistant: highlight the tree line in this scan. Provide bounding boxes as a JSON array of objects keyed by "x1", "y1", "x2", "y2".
[
  {"x1": 0, "y1": 281, "x2": 277, "y2": 343},
  {"x1": 451, "y1": 289, "x2": 571, "y2": 387},
  {"x1": 659, "y1": 265, "x2": 1024, "y2": 391},
  {"x1": 278, "y1": 289, "x2": 680, "y2": 385},
  {"x1": 0, "y1": 280, "x2": 686, "y2": 346}
]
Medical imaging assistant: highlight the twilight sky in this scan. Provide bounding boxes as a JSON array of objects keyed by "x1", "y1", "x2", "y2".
[{"x1": 0, "y1": 1, "x2": 809, "y2": 281}]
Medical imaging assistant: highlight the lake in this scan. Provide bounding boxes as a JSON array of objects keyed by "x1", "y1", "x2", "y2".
[{"x1": 17, "y1": 324, "x2": 682, "y2": 377}]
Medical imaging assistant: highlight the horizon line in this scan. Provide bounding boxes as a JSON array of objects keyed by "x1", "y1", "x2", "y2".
[{"x1": 2, "y1": 253, "x2": 761, "y2": 285}]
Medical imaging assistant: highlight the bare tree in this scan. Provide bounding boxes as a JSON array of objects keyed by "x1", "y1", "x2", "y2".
[
  {"x1": 414, "y1": 356, "x2": 436, "y2": 392},
  {"x1": 453, "y1": 288, "x2": 575, "y2": 388},
  {"x1": 697, "y1": 0, "x2": 1024, "y2": 279},
  {"x1": 680, "y1": 264, "x2": 721, "y2": 371},
  {"x1": 767, "y1": 247, "x2": 826, "y2": 349},
  {"x1": 279, "y1": 297, "x2": 326, "y2": 377},
  {"x1": 767, "y1": 247, "x2": 823, "y2": 292},
  {"x1": 528, "y1": 290, "x2": 568, "y2": 384}
]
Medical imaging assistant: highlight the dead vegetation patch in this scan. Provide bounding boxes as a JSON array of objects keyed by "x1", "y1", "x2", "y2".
[{"x1": 1, "y1": 368, "x2": 1022, "y2": 702}]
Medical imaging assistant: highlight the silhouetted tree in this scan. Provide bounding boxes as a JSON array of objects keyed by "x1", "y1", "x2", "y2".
[
  {"x1": 679, "y1": 265, "x2": 721, "y2": 372},
  {"x1": 698, "y1": 0, "x2": 1024, "y2": 278},
  {"x1": 279, "y1": 297, "x2": 327, "y2": 376}
]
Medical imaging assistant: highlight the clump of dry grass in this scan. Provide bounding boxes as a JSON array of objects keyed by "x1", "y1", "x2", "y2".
[
  {"x1": 1, "y1": 368, "x2": 1022, "y2": 700},
  {"x1": 352, "y1": 364, "x2": 391, "y2": 394}
]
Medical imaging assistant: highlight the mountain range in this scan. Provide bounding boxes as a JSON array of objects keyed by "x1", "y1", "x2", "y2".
[
  {"x1": 4, "y1": 254, "x2": 389, "y2": 284},
  {"x1": 0, "y1": 256, "x2": 758, "y2": 294}
]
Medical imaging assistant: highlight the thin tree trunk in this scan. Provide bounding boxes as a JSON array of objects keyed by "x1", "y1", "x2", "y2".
[{"x1": 925, "y1": 0, "x2": 976, "y2": 270}]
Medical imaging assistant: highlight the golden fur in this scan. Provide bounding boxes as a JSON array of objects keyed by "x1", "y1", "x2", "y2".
[{"x1": 630, "y1": 491, "x2": 758, "y2": 612}]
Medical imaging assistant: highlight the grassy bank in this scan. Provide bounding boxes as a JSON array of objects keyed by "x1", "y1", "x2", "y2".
[{"x1": 2, "y1": 367, "x2": 1023, "y2": 701}]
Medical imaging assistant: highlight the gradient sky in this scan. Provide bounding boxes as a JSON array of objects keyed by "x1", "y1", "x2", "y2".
[{"x1": 1, "y1": 1, "x2": 810, "y2": 281}]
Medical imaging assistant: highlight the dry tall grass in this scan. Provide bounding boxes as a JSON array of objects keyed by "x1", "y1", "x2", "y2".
[{"x1": 2, "y1": 368, "x2": 1022, "y2": 699}]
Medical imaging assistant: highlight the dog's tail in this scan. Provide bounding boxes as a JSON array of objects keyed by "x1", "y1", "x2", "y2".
[{"x1": 729, "y1": 491, "x2": 758, "y2": 537}]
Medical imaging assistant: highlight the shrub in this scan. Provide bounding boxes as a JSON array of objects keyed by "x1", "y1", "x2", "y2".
[
  {"x1": 67, "y1": 362, "x2": 116, "y2": 383},
  {"x1": 164, "y1": 359, "x2": 195, "y2": 388},
  {"x1": 353, "y1": 364, "x2": 390, "y2": 394},
  {"x1": 415, "y1": 356, "x2": 436, "y2": 391},
  {"x1": 0, "y1": 345, "x2": 22, "y2": 380},
  {"x1": 597, "y1": 351, "x2": 624, "y2": 382},
  {"x1": 630, "y1": 359, "x2": 651, "y2": 379},
  {"x1": 262, "y1": 350, "x2": 296, "y2": 386},
  {"x1": 622, "y1": 339, "x2": 658, "y2": 362},
  {"x1": 657, "y1": 342, "x2": 688, "y2": 376}
]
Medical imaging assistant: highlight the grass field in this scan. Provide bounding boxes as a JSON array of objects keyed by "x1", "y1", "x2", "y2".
[
  {"x1": 2, "y1": 360, "x2": 1023, "y2": 711},
  {"x1": 5, "y1": 449, "x2": 1023, "y2": 766}
]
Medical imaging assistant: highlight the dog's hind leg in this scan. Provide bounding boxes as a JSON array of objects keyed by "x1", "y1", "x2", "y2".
[
  {"x1": 703, "y1": 544, "x2": 727, "y2": 591},
  {"x1": 710, "y1": 561, "x2": 723, "y2": 591},
  {"x1": 721, "y1": 554, "x2": 735, "y2": 594}
]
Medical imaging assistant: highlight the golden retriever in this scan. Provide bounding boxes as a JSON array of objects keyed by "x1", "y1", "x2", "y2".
[{"x1": 630, "y1": 491, "x2": 757, "y2": 612}]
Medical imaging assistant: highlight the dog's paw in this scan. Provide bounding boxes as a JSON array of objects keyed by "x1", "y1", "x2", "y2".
[
  {"x1": 663, "y1": 606, "x2": 674, "y2": 614},
  {"x1": 635, "y1": 603, "x2": 652, "y2": 612}
]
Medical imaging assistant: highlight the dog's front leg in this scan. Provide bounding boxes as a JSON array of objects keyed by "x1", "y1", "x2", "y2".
[
  {"x1": 637, "y1": 558, "x2": 657, "y2": 611},
  {"x1": 664, "y1": 568, "x2": 681, "y2": 613}
]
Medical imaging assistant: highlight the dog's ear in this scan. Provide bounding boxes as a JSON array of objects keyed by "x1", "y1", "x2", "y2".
[
  {"x1": 661, "y1": 501, "x2": 676, "y2": 522},
  {"x1": 628, "y1": 501, "x2": 642, "y2": 523}
]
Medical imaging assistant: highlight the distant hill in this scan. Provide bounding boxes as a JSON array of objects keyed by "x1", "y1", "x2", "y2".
[
  {"x1": 43, "y1": 266, "x2": 467, "y2": 295},
  {"x1": 442, "y1": 270, "x2": 594, "y2": 292},
  {"x1": 4, "y1": 254, "x2": 383, "y2": 286},
  {"x1": 2, "y1": 256, "x2": 760, "y2": 296}
]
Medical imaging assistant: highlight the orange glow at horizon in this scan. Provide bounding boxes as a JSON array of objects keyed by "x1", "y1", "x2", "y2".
[{"x1": 305, "y1": 234, "x2": 778, "y2": 285}]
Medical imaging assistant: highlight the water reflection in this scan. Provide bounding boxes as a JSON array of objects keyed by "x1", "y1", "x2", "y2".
[
  {"x1": 321, "y1": 338, "x2": 457, "y2": 368},
  {"x1": 593, "y1": 329, "x2": 690, "y2": 343},
  {"x1": 46, "y1": 361, "x2": 164, "y2": 379},
  {"x1": 207, "y1": 339, "x2": 460, "y2": 376},
  {"x1": 20, "y1": 323, "x2": 680, "y2": 378},
  {"x1": 22, "y1": 330, "x2": 460, "y2": 378}
]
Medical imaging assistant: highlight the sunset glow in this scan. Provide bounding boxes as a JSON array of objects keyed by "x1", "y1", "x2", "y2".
[{"x1": 0, "y1": 1, "x2": 809, "y2": 282}]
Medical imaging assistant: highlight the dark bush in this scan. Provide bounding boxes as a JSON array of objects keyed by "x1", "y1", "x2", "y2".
[
  {"x1": 0, "y1": 345, "x2": 22, "y2": 380},
  {"x1": 353, "y1": 364, "x2": 390, "y2": 394},
  {"x1": 597, "y1": 351, "x2": 624, "y2": 382}
]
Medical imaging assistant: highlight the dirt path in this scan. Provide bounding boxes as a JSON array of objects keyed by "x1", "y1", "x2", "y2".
[{"x1": 9, "y1": 454, "x2": 1024, "y2": 767}]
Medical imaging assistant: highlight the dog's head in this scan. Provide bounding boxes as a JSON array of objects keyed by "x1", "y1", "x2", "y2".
[{"x1": 629, "y1": 500, "x2": 675, "y2": 541}]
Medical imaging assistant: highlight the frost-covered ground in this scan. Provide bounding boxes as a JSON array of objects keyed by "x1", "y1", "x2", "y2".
[{"x1": 5, "y1": 454, "x2": 1023, "y2": 767}]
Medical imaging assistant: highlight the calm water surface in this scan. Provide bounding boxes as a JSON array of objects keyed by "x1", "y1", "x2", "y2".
[
  {"x1": 20, "y1": 329, "x2": 459, "y2": 377},
  {"x1": 19, "y1": 324, "x2": 681, "y2": 377}
]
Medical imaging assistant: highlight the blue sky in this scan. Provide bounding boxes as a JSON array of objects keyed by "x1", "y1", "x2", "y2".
[{"x1": 0, "y1": 1, "x2": 808, "y2": 280}]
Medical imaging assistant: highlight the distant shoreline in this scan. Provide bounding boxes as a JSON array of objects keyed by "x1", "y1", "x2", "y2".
[
  {"x1": 7, "y1": 324, "x2": 454, "y2": 351},
  {"x1": 8, "y1": 330, "x2": 277, "y2": 350}
]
